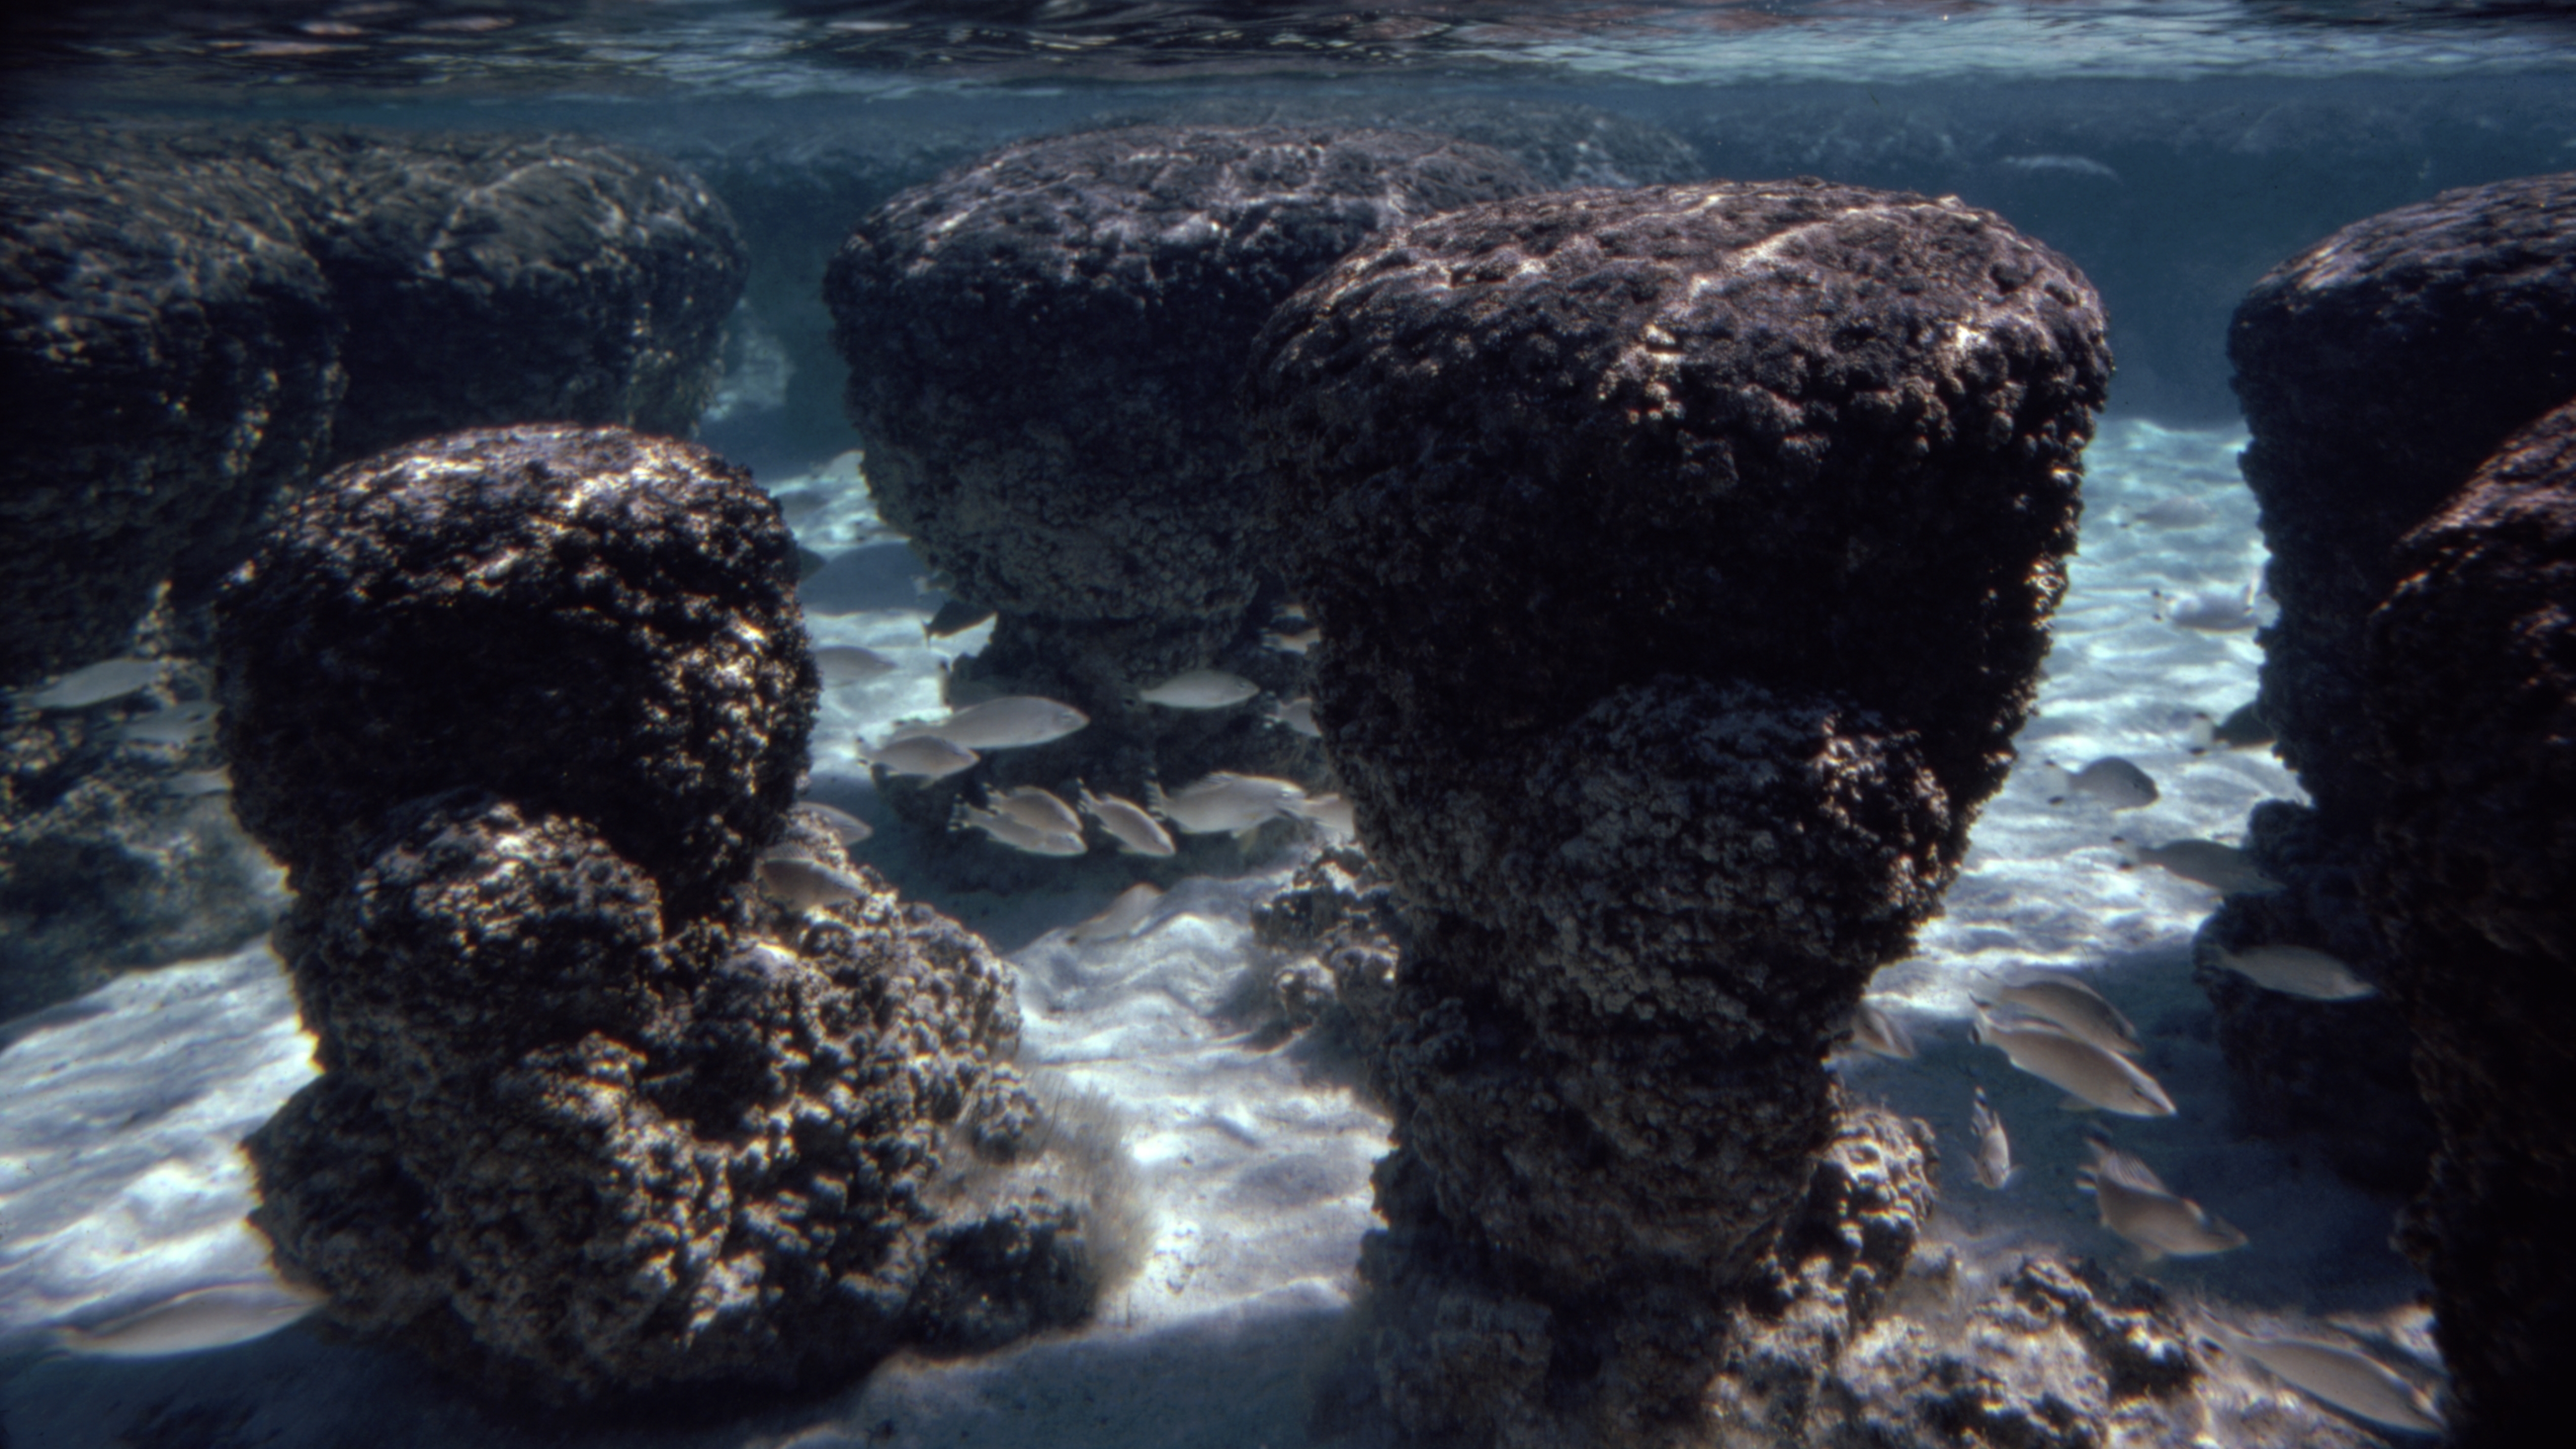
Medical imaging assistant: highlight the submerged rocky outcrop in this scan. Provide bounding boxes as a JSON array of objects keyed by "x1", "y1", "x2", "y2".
[
  {"x1": 218, "y1": 425, "x2": 1131, "y2": 1403},
  {"x1": 2363, "y1": 397, "x2": 2576, "y2": 1446},
  {"x1": 1, "y1": 120, "x2": 744, "y2": 1013},
  {"x1": 1246, "y1": 179, "x2": 2111, "y2": 1443},
  {"x1": 823, "y1": 124, "x2": 1545, "y2": 852}
]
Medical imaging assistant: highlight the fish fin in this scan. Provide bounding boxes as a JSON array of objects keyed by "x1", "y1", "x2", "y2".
[
  {"x1": 2060, "y1": 1095, "x2": 2098, "y2": 1112},
  {"x1": 2137, "y1": 1245, "x2": 2165, "y2": 1264}
]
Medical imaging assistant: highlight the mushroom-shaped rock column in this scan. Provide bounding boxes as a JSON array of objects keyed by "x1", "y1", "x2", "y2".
[
  {"x1": 217, "y1": 425, "x2": 1129, "y2": 1403},
  {"x1": 1246, "y1": 180, "x2": 2109, "y2": 1444},
  {"x1": 823, "y1": 125, "x2": 1544, "y2": 824},
  {"x1": 2364, "y1": 399, "x2": 2576, "y2": 1446},
  {"x1": 2203, "y1": 173, "x2": 2576, "y2": 1190}
]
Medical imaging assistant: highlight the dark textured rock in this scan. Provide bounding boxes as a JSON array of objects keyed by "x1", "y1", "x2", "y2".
[
  {"x1": 215, "y1": 425, "x2": 813, "y2": 916},
  {"x1": 824, "y1": 124, "x2": 1544, "y2": 839},
  {"x1": 223, "y1": 425, "x2": 1124, "y2": 1402},
  {"x1": 2364, "y1": 398, "x2": 2576, "y2": 1446},
  {"x1": 2189, "y1": 801, "x2": 2432, "y2": 1195},
  {"x1": 0, "y1": 123, "x2": 343, "y2": 692},
  {"x1": 2230, "y1": 170, "x2": 2576, "y2": 832},
  {"x1": 0, "y1": 119, "x2": 743, "y2": 694},
  {"x1": 1247, "y1": 179, "x2": 2108, "y2": 1439},
  {"x1": 1249, "y1": 843, "x2": 1404, "y2": 1060}
]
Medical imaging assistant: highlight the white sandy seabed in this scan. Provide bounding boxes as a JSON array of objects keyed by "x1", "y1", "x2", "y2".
[{"x1": 0, "y1": 417, "x2": 2445, "y2": 1446}]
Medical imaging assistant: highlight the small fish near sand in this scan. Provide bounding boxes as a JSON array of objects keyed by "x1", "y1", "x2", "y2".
[
  {"x1": 2043, "y1": 756, "x2": 2159, "y2": 810},
  {"x1": 1149, "y1": 772, "x2": 1310, "y2": 835},
  {"x1": 954, "y1": 802, "x2": 1085, "y2": 857},
  {"x1": 2114, "y1": 836, "x2": 2282, "y2": 896},
  {"x1": 2186, "y1": 702, "x2": 2273, "y2": 754},
  {"x1": 1845, "y1": 1000, "x2": 1917, "y2": 1060},
  {"x1": 2076, "y1": 1140, "x2": 2246, "y2": 1262},
  {"x1": 1269, "y1": 696, "x2": 1322, "y2": 738},
  {"x1": 2121, "y1": 495, "x2": 2219, "y2": 529},
  {"x1": 13, "y1": 656, "x2": 161, "y2": 711},
  {"x1": 2211, "y1": 943, "x2": 2378, "y2": 1001},
  {"x1": 1979, "y1": 972, "x2": 2141, "y2": 1057},
  {"x1": 756, "y1": 853, "x2": 868, "y2": 912},
  {"x1": 1069, "y1": 882, "x2": 1168, "y2": 944},
  {"x1": 1079, "y1": 786, "x2": 1176, "y2": 857},
  {"x1": 791, "y1": 800, "x2": 872, "y2": 844},
  {"x1": 861, "y1": 734, "x2": 980, "y2": 779},
  {"x1": 890, "y1": 695, "x2": 1088, "y2": 750},
  {"x1": 2211, "y1": 1323, "x2": 2444, "y2": 1434},
  {"x1": 813, "y1": 644, "x2": 899, "y2": 687},
  {"x1": 988, "y1": 784, "x2": 1083, "y2": 838},
  {"x1": 53, "y1": 1279, "x2": 328, "y2": 1358},
  {"x1": 1138, "y1": 669, "x2": 1260, "y2": 710},
  {"x1": 2155, "y1": 584, "x2": 2261, "y2": 633},
  {"x1": 114, "y1": 700, "x2": 216, "y2": 746},
  {"x1": 1973, "y1": 1010, "x2": 2175, "y2": 1116},
  {"x1": 1969, "y1": 1088, "x2": 2016, "y2": 1190}
]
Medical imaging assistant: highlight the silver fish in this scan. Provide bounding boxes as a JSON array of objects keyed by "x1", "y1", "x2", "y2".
[
  {"x1": 2116, "y1": 836, "x2": 2281, "y2": 895},
  {"x1": 2124, "y1": 495, "x2": 2218, "y2": 529},
  {"x1": 990, "y1": 784, "x2": 1082, "y2": 837},
  {"x1": 1288, "y1": 792, "x2": 1355, "y2": 835},
  {"x1": 791, "y1": 800, "x2": 872, "y2": 844},
  {"x1": 53, "y1": 1280, "x2": 327, "y2": 1358},
  {"x1": 164, "y1": 769, "x2": 233, "y2": 798},
  {"x1": 2212, "y1": 944, "x2": 2377, "y2": 1001},
  {"x1": 16, "y1": 657, "x2": 161, "y2": 711},
  {"x1": 1138, "y1": 669, "x2": 1260, "y2": 710},
  {"x1": 955, "y1": 804, "x2": 1085, "y2": 857},
  {"x1": 2076, "y1": 1142, "x2": 2245, "y2": 1261},
  {"x1": 813, "y1": 644, "x2": 898, "y2": 686},
  {"x1": 892, "y1": 695, "x2": 1087, "y2": 749},
  {"x1": 1982, "y1": 973, "x2": 2140, "y2": 1057},
  {"x1": 1970, "y1": 1088, "x2": 2015, "y2": 1190},
  {"x1": 2046, "y1": 756, "x2": 2159, "y2": 810},
  {"x1": 2216, "y1": 1326, "x2": 2443, "y2": 1434},
  {"x1": 114, "y1": 700, "x2": 215, "y2": 745},
  {"x1": 1262, "y1": 627, "x2": 1321, "y2": 654},
  {"x1": 756, "y1": 854, "x2": 867, "y2": 912},
  {"x1": 1070, "y1": 882, "x2": 1167, "y2": 944},
  {"x1": 1079, "y1": 786, "x2": 1175, "y2": 857},
  {"x1": 861, "y1": 734, "x2": 980, "y2": 779},
  {"x1": 1973, "y1": 1011, "x2": 2175, "y2": 1116},
  {"x1": 1149, "y1": 772, "x2": 1307, "y2": 834},
  {"x1": 1270, "y1": 696, "x2": 1323, "y2": 738},
  {"x1": 1848, "y1": 1001, "x2": 1916, "y2": 1060},
  {"x1": 2158, "y1": 585, "x2": 2259, "y2": 633}
]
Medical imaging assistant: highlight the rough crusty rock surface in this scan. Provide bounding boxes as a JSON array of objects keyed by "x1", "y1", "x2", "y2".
[
  {"x1": 222, "y1": 425, "x2": 1118, "y2": 1402},
  {"x1": 2363, "y1": 397, "x2": 2576, "y2": 1447},
  {"x1": 2230, "y1": 169, "x2": 2576, "y2": 832},
  {"x1": 216, "y1": 426, "x2": 811, "y2": 916},
  {"x1": 1246, "y1": 179, "x2": 2109, "y2": 1440},
  {"x1": 824, "y1": 125, "x2": 1544, "y2": 847},
  {"x1": 1, "y1": 121, "x2": 743, "y2": 695},
  {"x1": 2188, "y1": 801, "x2": 2431, "y2": 1195},
  {"x1": 0, "y1": 124, "x2": 341, "y2": 692}
]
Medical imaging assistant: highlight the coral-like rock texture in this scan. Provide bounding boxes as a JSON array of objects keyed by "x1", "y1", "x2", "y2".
[
  {"x1": 0, "y1": 119, "x2": 742, "y2": 694},
  {"x1": 823, "y1": 125, "x2": 1543, "y2": 833},
  {"x1": 2364, "y1": 397, "x2": 2576, "y2": 1446},
  {"x1": 2230, "y1": 170, "x2": 2576, "y2": 831},
  {"x1": 221, "y1": 426, "x2": 1107, "y2": 1402},
  {"x1": 1246, "y1": 179, "x2": 2108, "y2": 1440}
]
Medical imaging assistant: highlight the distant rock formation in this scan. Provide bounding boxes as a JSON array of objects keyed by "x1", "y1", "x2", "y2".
[
  {"x1": 823, "y1": 124, "x2": 1544, "y2": 856},
  {"x1": 1247, "y1": 179, "x2": 2110, "y2": 1442},
  {"x1": 2363, "y1": 397, "x2": 2576, "y2": 1446},
  {"x1": 219, "y1": 425, "x2": 1128, "y2": 1403},
  {"x1": 0, "y1": 120, "x2": 743, "y2": 694}
]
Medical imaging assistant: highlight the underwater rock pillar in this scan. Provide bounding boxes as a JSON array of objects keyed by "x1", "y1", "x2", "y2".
[
  {"x1": 821, "y1": 125, "x2": 1543, "y2": 833},
  {"x1": 1246, "y1": 180, "x2": 2109, "y2": 1443},
  {"x1": 217, "y1": 425, "x2": 1122, "y2": 1402},
  {"x1": 2363, "y1": 398, "x2": 2576, "y2": 1445}
]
